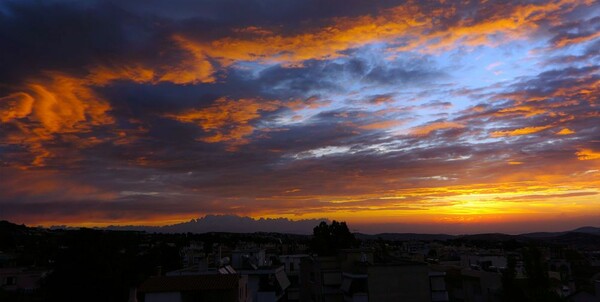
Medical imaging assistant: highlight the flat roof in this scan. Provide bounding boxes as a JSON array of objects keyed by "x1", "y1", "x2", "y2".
[{"x1": 139, "y1": 274, "x2": 239, "y2": 293}]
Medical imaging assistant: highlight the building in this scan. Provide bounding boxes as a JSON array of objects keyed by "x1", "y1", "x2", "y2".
[
  {"x1": 301, "y1": 255, "x2": 342, "y2": 302},
  {"x1": 566, "y1": 280, "x2": 600, "y2": 302},
  {"x1": 237, "y1": 265, "x2": 290, "y2": 302},
  {"x1": 139, "y1": 274, "x2": 248, "y2": 302},
  {"x1": 0, "y1": 267, "x2": 49, "y2": 293},
  {"x1": 232, "y1": 249, "x2": 268, "y2": 270},
  {"x1": 232, "y1": 248, "x2": 291, "y2": 302},
  {"x1": 301, "y1": 249, "x2": 448, "y2": 302},
  {"x1": 342, "y1": 262, "x2": 449, "y2": 302},
  {"x1": 430, "y1": 271, "x2": 450, "y2": 302},
  {"x1": 460, "y1": 254, "x2": 507, "y2": 272},
  {"x1": 180, "y1": 242, "x2": 205, "y2": 267},
  {"x1": 167, "y1": 248, "x2": 291, "y2": 302},
  {"x1": 280, "y1": 254, "x2": 309, "y2": 301},
  {"x1": 458, "y1": 268, "x2": 502, "y2": 302}
]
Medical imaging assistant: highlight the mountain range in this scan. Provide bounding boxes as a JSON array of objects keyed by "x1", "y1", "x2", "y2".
[{"x1": 13, "y1": 215, "x2": 600, "y2": 242}]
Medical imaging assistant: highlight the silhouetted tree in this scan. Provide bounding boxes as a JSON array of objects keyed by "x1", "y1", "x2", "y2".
[
  {"x1": 374, "y1": 237, "x2": 392, "y2": 262},
  {"x1": 521, "y1": 246, "x2": 562, "y2": 302},
  {"x1": 501, "y1": 254, "x2": 526, "y2": 301},
  {"x1": 310, "y1": 221, "x2": 358, "y2": 256},
  {"x1": 523, "y1": 246, "x2": 548, "y2": 289}
]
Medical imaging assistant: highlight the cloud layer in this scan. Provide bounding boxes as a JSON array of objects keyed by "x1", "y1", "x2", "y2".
[{"x1": 1, "y1": 0, "x2": 599, "y2": 233}]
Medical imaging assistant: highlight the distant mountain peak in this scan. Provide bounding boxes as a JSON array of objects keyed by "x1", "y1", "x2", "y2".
[
  {"x1": 103, "y1": 215, "x2": 329, "y2": 235},
  {"x1": 571, "y1": 226, "x2": 600, "y2": 234}
]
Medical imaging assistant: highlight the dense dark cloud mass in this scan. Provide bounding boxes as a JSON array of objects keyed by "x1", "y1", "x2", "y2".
[{"x1": 0, "y1": 0, "x2": 599, "y2": 233}]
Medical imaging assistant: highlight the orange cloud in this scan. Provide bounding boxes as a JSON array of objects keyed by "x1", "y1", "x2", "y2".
[
  {"x1": 556, "y1": 128, "x2": 575, "y2": 135},
  {"x1": 369, "y1": 95, "x2": 395, "y2": 105},
  {"x1": 360, "y1": 120, "x2": 404, "y2": 130},
  {"x1": 166, "y1": 98, "x2": 282, "y2": 149},
  {"x1": 27, "y1": 73, "x2": 113, "y2": 133},
  {"x1": 86, "y1": 52, "x2": 214, "y2": 86},
  {"x1": 158, "y1": 36, "x2": 217, "y2": 84},
  {"x1": 576, "y1": 149, "x2": 600, "y2": 160},
  {"x1": 490, "y1": 125, "x2": 552, "y2": 137},
  {"x1": 410, "y1": 121, "x2": 464, "y2": 136},
  {"x1": 398, "y1": 0, "x2": 585, "y2": 52},
  {"x1": 87, "y1": 65, "x2": 155, "y2": 86},
  {"x1": 496, "y1": 105, "x2": 546, "y2": 117},
  {"x1": 0, "y1": 73, "x2": 114, "y2": 166},
  {"x1": 0, "y1": 92, "x2": 34, "y2": 122},
  {"x1": 553, "y1": 31, "x2": 600, "y2": 48}
]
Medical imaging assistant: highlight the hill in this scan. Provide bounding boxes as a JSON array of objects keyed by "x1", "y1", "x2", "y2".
[{"x1": 355, "y1": 232, "x2": 455, "y2": 241}]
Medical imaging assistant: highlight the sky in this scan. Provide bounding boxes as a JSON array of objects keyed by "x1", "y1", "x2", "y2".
[{"x1": 0, "y1": 0, "x2": 599, "y2": 234}]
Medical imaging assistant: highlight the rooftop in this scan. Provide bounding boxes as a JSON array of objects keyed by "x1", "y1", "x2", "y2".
[{"x1": 139, "y1": 274, "x2": 239, "y2": 293}]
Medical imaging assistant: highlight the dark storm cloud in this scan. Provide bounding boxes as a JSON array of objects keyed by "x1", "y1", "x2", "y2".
[
  {"x1": 112, "y1": 0, "x2": 407, "y2": 26},
  {"x1": 0, "y1": 1, "x2": 162, "y2": 89}
]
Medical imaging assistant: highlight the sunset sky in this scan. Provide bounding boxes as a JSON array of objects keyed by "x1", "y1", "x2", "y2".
[{"x1": 0, "y1": 0, "x2": 599, "y2": 234}]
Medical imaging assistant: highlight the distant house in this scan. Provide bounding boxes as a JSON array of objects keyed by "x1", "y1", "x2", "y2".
[
  {"x1": 300, "y1": 255, "x2": 341, "y2": 302},
  {"x1": 459, "y1": 268, "x2": 502, "y2": 302},
  {"x1": 280, "y1": 254, "x2": 309, "y2": 301},
  {"x1": 0, "y1": 267, "x2": 49, "y2": 293},
  {"x1": 460, "y1": 254, "x2": 507, "y2": 272},
  {"x1": 180, "y1": 242, "x2": 205, "y2": 267},
  {"x1": 342, "y1": 262, "x2": 449, "y2": 302},
  {"x1": 139, "y1": 274, "x2": 248, "y2": 302},
  {"x1": 162, "y1": 247, "x2": 291, "y2": 302},
  {"x1": 300, "y1": 249, "x2": 448, "y2": 302},
  {"x1": 232, "y1": 248, "x2": 291, "y2": 302},
  {"x1": 237, "y1": 265, "x2": 290, "y2": 302},
  {"x1": 232, "y1": 249, "x2": 268, "y2": 270},
  {"x1": 567, "y1": 280, "x2": 600, "y2": 302}
]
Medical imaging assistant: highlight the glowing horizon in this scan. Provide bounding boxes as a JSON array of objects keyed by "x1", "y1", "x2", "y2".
[{"x1": 0, "y1": 0, "x2": 599, "y2": 233}]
